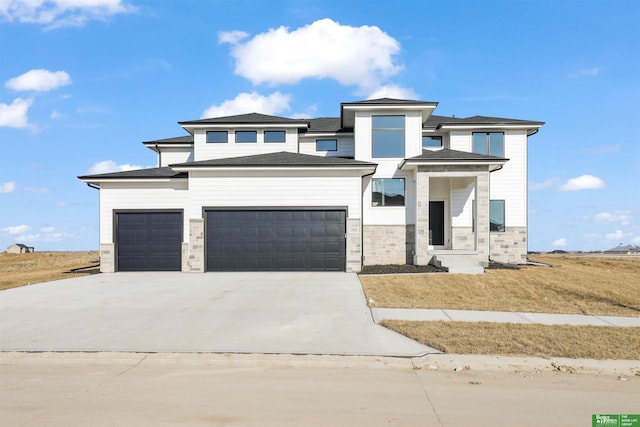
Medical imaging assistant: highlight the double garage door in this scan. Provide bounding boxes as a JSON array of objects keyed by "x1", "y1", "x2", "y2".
[{"x1": 115, "y1": 209, "x2": 346, "y2": 272}]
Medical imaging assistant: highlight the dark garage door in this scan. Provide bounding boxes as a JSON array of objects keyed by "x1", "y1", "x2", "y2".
[
  {"x1": 206, "y1": 209, "x2": 346, "y2": 272},
  {"x1": 116, "y1": 212, "x2": 182, "y2": 271}
]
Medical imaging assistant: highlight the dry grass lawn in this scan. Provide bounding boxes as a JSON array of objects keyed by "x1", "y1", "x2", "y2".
[
  {"x1": 361, "y1": 255, "x2": 640, "y2": 317},
  {"x1": 0, "y1": 251, "x2": 99, "y2": 291},
  {"x1": 382, "y1": 320, "x2": 640, "y2": 360}
]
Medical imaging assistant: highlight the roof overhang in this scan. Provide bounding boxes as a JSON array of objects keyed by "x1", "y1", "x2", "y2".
[
  {"x1": 171, "y1": 165, "x2": 377, "y2": 175},
  {"x1": 78, "y1": 177, "x2": 187, "y2": 185},
  {"x1": 180, "y1": 122, "x2": 309, "y2": 134},
  {"x1": 142, "y1": 143, "x2": 193, "y2": 152},
  {"x1": 438, "y1": 123, "x2": 544, "y2": 136},
  {"x1": 340, "y1": 102, "x2": 438, "y2": 129},
  {"x1": 399, "y1": 159, "x2": 507, "y2": 172}
]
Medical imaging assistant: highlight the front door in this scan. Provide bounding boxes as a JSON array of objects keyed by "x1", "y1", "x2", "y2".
[{"x1": 429, "y1": 201, "x2": 445, "y2": 246}]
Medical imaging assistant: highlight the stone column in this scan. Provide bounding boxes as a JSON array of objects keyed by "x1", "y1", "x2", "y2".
[
  {"x1": 188, "y1": 218, "x2": 205, "y2": 272},
  {"x1": 415, "y1": 168, "x2": 430, "y2": 265},
  {"x1": 475, "y1": 172, "x2": 490, "y2": 265},
  {"x1": 99, "y1": 243, "x2": 115, "y2": 273},
  {"x1": 346, "y1": 218, "x2": 361, "y2": 273}
]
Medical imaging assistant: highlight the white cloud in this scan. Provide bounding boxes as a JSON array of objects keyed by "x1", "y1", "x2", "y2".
[
  {"x1": 218, "y1": 30, "x2": 249, "y2": 45},
  {"x1": 632, "y1": 236, "x2": 640, "y2": 245},
  {"x1": 24, "y1": 186, "x2": 51, "y2": 194},
  {"x1": 552, "y1": 238, "x2": 567, "y2": 247},
  {"x1": 0, "y1": 97, "x2": 33, "y2": 128},
  {"x1": 593, "y1": 211, "x2": 632, "y2": 226},
  {"x1": 202, "y1": 91, "x2": 291, "y2": 118},
  {"x1": 221, "y1": 18, "x2": 402, "y2": 93},
  {"x1": 1, "y1": 224, "x2": 31, "y2": 234},
  {"x1": 0, "y1": 0, "x2": 135, "y2": 29},
  {"x1": 559, "y1": 175, "x2": 605, "y2": 191},
  {"x1": 605, "y1": 229, "x2": 632, "y2": 241},
  {"x1": 40, "y1": 226, "x2": 55, "y2": 233},
  {"x1": 529, "y1": 178, "x2": 557, "y2": 191},
  {"x1": 0, "y1": 181, "x2": 16, "y2": 193},
  {"x1": 569, "y1": 67, "x2": 601, "y2": 78},
  {"x1": 50, "y1": 109, "x2": 63, "y2": 119},
  {"x1": 585, "y1": 144, "x2": 620, "y2": 154},
  {"x1": 54, "y1": 201, "x2": 66, "y2": 208},
  {"x1": 366, "y1": 84, "x2": 417, "y2": 100},
  {"x1": 6, "y1": 69, "x2": 71, "y2": 92},
  {"x1": 87, "y1": 160, "x2": 145, "y2": 174},
  {"x1": 17, "y1": 231, "x2": 78, "y2": 242}
]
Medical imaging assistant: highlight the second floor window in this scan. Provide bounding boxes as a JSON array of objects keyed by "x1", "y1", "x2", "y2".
[
  {"x1": 236, "y1": 131, "x2": 257, "y2": 143},
  {"x1": 372, "y1": 115, "x2": 405, "y2": 158},
  {"x1": 422, "y1": 135, "x2": 442, "y2": 148},
  {"x1": 472, "y1": 132, "x2": 504, "y2": 157},
  {"x1": 207, "y1": 131, "x2": 228, "y2": 143},
  {"x1": 264, "y1": 130, "x2": 286, "y2": 143},
  {"x1": 316, "y1": 139, "x2": 337, "y2": 151}
]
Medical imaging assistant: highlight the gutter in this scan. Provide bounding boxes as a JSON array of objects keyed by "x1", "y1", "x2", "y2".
[{"x1": 86, "y1": 183, "x2": 99, "y2": 190}]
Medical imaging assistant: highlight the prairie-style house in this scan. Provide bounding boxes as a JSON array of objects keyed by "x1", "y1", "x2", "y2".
[{"x1": 79, "y1": 98, "x2": 543, "y2": 274}]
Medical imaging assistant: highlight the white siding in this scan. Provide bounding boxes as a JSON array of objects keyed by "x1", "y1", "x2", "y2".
[
  {"x1": 194, "y1": 128, "x2": 299, "y2": 161},
  {"x1": 451, "y1": 178, "x2": 475, "y2": 227},
  {"x1": 449, "y1": 130, "x2": 471, "y2": 151},
  {"x1": 160, "y1": 148, "x2": 193, "y2": 167},
  {"x1": 99, "y1": 181, "x2": 189, "y2": 243},
  {"x1": 298, "y1": 136, "x2": 355, "y2": 157},
  {"x1": 188, "y1": 170, "x2": 362, "y2": 219},
  {"x1": 490, "y1": 130, "x2": 527, "y2": 227}
]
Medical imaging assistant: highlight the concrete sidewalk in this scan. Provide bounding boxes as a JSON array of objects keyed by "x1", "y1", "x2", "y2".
[{"x1": 371, "y1": 307, "x2": 640, "y2": 327}]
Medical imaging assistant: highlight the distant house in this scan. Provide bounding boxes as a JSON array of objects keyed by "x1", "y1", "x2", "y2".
[
  {"x1": 604, "y1": 244, "x2": 640, "y2": 255},
  {"x1": 7, "y1": 243, "x2": 34, "y2": 254}
]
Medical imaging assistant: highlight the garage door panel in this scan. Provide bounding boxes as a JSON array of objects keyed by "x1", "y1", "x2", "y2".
[
  {"x1": 206, "y1": 209, "x2": 345, "y2": 272},
  {"x1": 116, "y1": 212, "x2": 182, "y2": 272}
]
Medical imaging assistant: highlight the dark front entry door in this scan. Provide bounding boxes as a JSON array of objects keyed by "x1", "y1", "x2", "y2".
[
  {"x1": 429, "y1": 201, "x2": 445, "y2": 246},
  {"x1": 206, "y1": 209, "x2": 346, "y2": 272}
]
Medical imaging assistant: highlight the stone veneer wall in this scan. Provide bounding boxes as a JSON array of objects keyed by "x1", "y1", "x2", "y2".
[
  {"x1": 346, "y1": 218, "x2": 362, "y2": 273},
  {"x1": 490, "y1": 227, "x2": 527, "y2": 263},
  {"x1": 100, "y1": 243, "x2": 115, "y2": 273},
  {"x1": 363, "y1": 225, "x2": 415, "y2": 265},
  {"x1": 187, "y1": 218, "x2": 205, "y2": 272},
  {"x1": 451, "y1": 227, "x2": 475, "y2": 250}
]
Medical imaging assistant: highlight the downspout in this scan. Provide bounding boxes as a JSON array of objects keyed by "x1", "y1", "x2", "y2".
[
  {"x1": 155, "y1": 144, "x2": 162, "y2": 167},
  {"x1": 360, "y1": 168, "x2": 377, "y2": 269},
  {"x1": 86, "y1": 183, "x2": 99, "y2": 190}
]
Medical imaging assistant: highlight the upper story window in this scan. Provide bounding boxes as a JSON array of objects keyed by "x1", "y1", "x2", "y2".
[
  {"x1": 316, "y1": 139, "x2": 337, "y2": 152},
  {"x1": 372, "y1": 115, "x2": 405, "y2": 158},
  {"x1": 206, "y1": 131, "x2": 228, "y2": 143},
  {"x1": 372, "y1": 178, "x2": 405, "y2": 207},
  {"x1": 472, "y1": 132, "x2": 504, "y2": 157},
  {"x1": 422, "y1": 135, "x2": 442, "y2": 148},
  {"x1": 236, "y1": 131, "x2": 257, "y2": 143},
  {"x1": 264, "y1": 130, "x2": 286, "y2": 143}
]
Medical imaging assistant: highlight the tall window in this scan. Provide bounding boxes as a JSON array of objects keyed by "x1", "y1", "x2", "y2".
[
  {"x1": 236, "y1": 131, "x2": 257, "y2": 143},
  {"x1": 422, "y1": 135, "x2": 442, "y2": 148},
  {"x1": 372, "y1": 178, "x2": 405, "y2": 206},
  {"x1": 473, "y1": 132, "x2": 504, "y2": 157},
  {"x1": 264, "y1": 130, "x2": 286, "y2": 143},
  {"x1": 206, "y1": 131, "x2": 228, "y2": 143},
  {"x1": 490, "y1": 200, "x2": 505, "y2": 232},
  {"x1": 372, "y1": 115, "x2": 405, "y2": 158}
]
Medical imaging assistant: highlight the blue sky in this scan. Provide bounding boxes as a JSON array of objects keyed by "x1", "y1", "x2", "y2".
[{"x1": 0, "y1": 0, "x2": 638, "y2": 252}]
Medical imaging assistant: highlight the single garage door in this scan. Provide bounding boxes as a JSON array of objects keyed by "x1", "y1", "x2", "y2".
[
  {"x1": 115, "y1": 211, "x2": 182, "y2": 271},
  {"x1": 206, "y1": 209, "x2": 346, "y2": 272}
]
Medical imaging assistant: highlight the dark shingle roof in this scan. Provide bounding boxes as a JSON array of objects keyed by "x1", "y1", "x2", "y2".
[
  {"x1": 179, "y1": 112, "x2": 309, "y2": 126},
  {"x1": 405, "y1": 149, "x2": 508, "y2": 162},
  {"x1": 78, "y1": 167, "x2": 187, "y2": 180},
  {"x1": 142, "y1": 135, "x2": 193, "y2": 145},
  {"x1": 170, "y1": 151, "x2": 376, "y2": 168},
  {"x1": 306, "y1": 118, "x2": 343, "y2": 133},
  {"x1": 342, "y1": 97, "x2": 438, "y2": 106},
  {"x1": 425, "y1": 115, "x2": 544, "y2": 128}
]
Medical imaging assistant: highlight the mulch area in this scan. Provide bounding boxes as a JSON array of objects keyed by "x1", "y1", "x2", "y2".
[{"x1": 359, "y1": 264, "x2": 445, "y2": 274}]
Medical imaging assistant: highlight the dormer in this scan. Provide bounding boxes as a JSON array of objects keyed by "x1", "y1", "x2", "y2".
[
  {"x1": 178, "y1": 113, "x2": 310, "y2": 161},
  {"x1": 340, "y1": 98, "x2": 438, "y2": 162}
]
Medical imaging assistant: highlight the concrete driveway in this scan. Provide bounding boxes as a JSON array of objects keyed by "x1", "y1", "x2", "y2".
[{"x1": 0, "y1": 272, "x2": 437, "y2": 357}]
